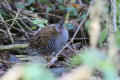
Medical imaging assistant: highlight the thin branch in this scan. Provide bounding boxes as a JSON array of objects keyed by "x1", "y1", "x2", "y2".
[
  {"x1": 7, "y1": 27, "x2": 14, "y2": 44},
  {"x1": 0, "y1": 29, "x2": 6, "y2": 34},
  {"x1": 79, "y1": 0, "x2": 83, "y2": 6},
  {"x1": 0, "y1": 20, "x2": 34, "y2": 35},
  {"x1": 112, "y1": 0, "x2": 117, "y2": 32},
  {"x1": 37, "y1": 13, "x2": 64, "y2": 19},
  {"x1": 0, "y1": 14, "x2": 14, "y2": 44},
  {"x1": 10, "y1": 11, "x2": 30, "y2": 38},
  {"x1": 0, "y1": 44, "x2": 29, "y2": 51},
  {"x1": 11, "y1": 9, "x2": 21, "y2": 25}
]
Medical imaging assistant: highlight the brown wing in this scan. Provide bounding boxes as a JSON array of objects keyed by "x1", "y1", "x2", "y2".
[{"x1": 29, "y1": 24, "x2": 58, "y2": 47}]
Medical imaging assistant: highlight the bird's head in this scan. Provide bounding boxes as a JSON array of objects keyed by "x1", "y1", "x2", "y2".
[{"x1": 55, "y1": 20, "x2": 65, "y2": 32}]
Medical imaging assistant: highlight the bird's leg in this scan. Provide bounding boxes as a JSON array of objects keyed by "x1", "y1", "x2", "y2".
[
  {"x1": 45, "y1": 52, "x2": 52, "y2": 62},
  {"x1": 47, "y1": 56, "x2": 51, "y2": 62},
  {"x1": 50, "y1": 52, "x2": 55, "y2": 57},
  {"x1": 48, "y1": 51, "x2": 60, "y2": 65}
]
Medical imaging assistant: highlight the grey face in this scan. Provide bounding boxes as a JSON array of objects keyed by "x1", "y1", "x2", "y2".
[{"x1": 55, "y1": 24, "x2": 64, "y2": 32}]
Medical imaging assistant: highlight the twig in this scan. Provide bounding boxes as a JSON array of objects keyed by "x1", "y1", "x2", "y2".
[
  {"x1": 7, "y1": 27, "x2": 14, "y2": 44},
  {"x1": 3, "y1": 0, "x2": 12, "y2": 10},
  {"x1": 67, "y1": 45, "x2": 78, "y2": 53},
  {"x1": 0, "y1": 14, "x2": 4, "y2": 21},
  {"x1": 79, "y1": 0, "x2": 83, "y2": 6},
  {"x1": 6, "y1": 18, "x2": 22, "y2": 22},
  {"x1": 0, "y1": 44, "x2": 29, "y2": 51},
  {"x1": 107, "y1": 5, "x2": 118, "y2": 62},
  {"x1": 17, "y1": 20, "x2": 29, "y2": 38},
  {"x1": 19, "y1": 19, "x2": 33, "y2": 32},
  {"x1": 0, "y1": 14, "x2": 14, "y2": 44},
  {"x1": 10, "y1": 13, "x2": 30, "y2": 38},
  {"x1": 11, "y1": 9, "x2": 21, "y2": 25},
  {"x1": 69, "y1": 0, "x2": 94, "y2": 45},
  {"x1": 37, "y1": 13, "x2": 64, "y2": 19},
  {"x1": 0, "y1": 29, "x2": 7, "y2": 34},
  {"x1": 0, "y1": 20, "x2": 34, "y2": 35},
  {"x1": 0, "y1": 60, "x2": 19, "y2": 65},
  {"x1": 69, "y1": 37, "x2": 89, "y2": 40},
  {"x1": 112, "y1": 0, "x2": 117, "y2": 32}
]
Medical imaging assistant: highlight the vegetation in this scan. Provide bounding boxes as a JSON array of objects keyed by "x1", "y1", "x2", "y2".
[{"x1": 0, "y1": 0, "x2": 120, "y2": 80}]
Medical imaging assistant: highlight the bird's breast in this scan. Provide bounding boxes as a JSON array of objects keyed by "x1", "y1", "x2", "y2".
[{"x1": 55, "y1": 29, "x2": 69, "y2": 48}]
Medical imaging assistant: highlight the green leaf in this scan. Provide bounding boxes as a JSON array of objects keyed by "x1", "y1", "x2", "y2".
[
  {"x1": 32, "y1": 26, "x2": 37, "y2": 30},
  {"x1": 37, "y1": 0, "x2": 52, "y2": 7},
  {"x1": 37, "y1": 0, "x2": 48, "y2": 4},
  {"x1": 70, "y1": 48, "x2": 119, "y2": 80},
  {"x1": 85, "y1": 20, "x2": 91, "y2": 30},
  {"x1": 66, "y1": 7, "x2": 78, "y2": 16},
  {"x1": 23, "y1": 64, "x2": 56, "y2": 80},
  {"x1": 58, "y1": 5, "x2": 65, "y2": 11},
  {"x1": 27, "y1": 0, "x2": 35, "y2": 5},
  {"x1": 115, "y1": 29, "x2": 120, "y2": 49},
  {"x1": 16, "y1": 3, "x2": 25, "y2": 9},
  {"x1": 46, "y1": 7, "x2": 53, "y2": 13},
  {"x1": 7, "y1": 0, "x2": 12, "y2": 2},
  {"x1": 33, "y1": 19, "x2": 48, "y2": 28},
  {"x1": 117, "y1": 0, "x2": 120, "y2": 7},
  {"x1": 116, "y1": 2, "x2": 120, "y2": 24},
  {"x1": 57, "y1": 0, "x2": 63, "y2": 2},
  {"x1": 69, "y1": 54, "x2": 83, "y2": 66},
  {"x1": 65, "y1": 23, "x2": 75, "y2": 30},
  {"x1": 100, "y1": 61, "x2": 118, "y2": 80},
  {"x1": 30, "y1": 7, "x2": 35, "y2": 11},
  {"x1": 0, "y1": 9, "x2": 6, "y2": 15},
  {"x1": 98, "y1": 28, "x2": 108, "y2": 47},
  {"x1": 70, "y1": 48, "x2": 106, "y2": 68}
]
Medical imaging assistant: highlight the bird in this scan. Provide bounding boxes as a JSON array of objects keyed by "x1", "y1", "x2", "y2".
[{"x1": 28, "y1": 20, "x2": 69, "y2": 57}]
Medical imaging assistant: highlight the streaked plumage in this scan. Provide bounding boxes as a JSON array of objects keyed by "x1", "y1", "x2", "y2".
[{"x1": 29, "y1": 20, "x2": 69, "y2": 56}]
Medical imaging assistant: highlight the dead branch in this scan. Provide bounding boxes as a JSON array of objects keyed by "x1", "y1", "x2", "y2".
[{"x1": 0, "y1": 44, "x2": 29, "y2": 51}]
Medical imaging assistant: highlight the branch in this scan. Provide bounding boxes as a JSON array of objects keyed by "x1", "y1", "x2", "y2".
[
  {"x1": 0, "y1": 44, "x2": 29, "y2": 51},
  {"x1": 112, "y1": 0, "x2": 117, "y2": 32}
]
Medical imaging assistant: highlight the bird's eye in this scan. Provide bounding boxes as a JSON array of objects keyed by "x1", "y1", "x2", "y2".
[
  {"x1": 58, "y1": 25, "x2": 61, "y2": 29},
  {"x1": 55, "y1": 24, "x2": 62, "y2": 32},
  {"x1": 56, "y1": 24, "x2": 61, "y2": 29}
]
